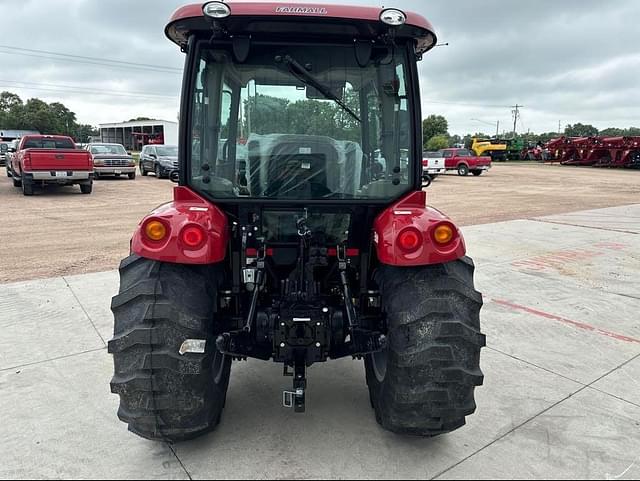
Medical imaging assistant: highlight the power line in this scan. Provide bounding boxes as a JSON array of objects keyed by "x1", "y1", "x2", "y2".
[
  {"x1": 0, "y1": 79, "x2": 177, "y2": 99},
  {"x1": 0, "y1": 45, "x2": 182, "y2": 72},
  {"x1": 423, "y1": 99, "x2": 512, "y2": 109},
  {"x1": 0, "y1": 82, "x2": 178, "y2": 101},
  {"x1": 0, "y1": 47, "x2": 181, "y2": 74}
]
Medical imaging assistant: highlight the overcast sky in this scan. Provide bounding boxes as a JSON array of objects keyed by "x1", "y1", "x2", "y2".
[{"x1": 1, "y1": 0, "x2": 638, "y2": 136}]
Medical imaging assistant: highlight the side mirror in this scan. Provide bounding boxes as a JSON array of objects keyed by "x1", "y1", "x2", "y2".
[
  {"x1": 149, "y1": 153, "x2": 157, "y2": 159},
  {"x1": 8, "y1": 147, "x2": 16, "y2": 153},
  {"x1": 169, "y1": 171, "x2": 180, "y2": 183}
]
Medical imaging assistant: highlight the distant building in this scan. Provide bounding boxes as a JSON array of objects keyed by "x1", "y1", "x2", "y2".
[
  {"x1": 0, "y1": 129, "x2": 40, "y2": 141},
  {"x1": 99, "y1": 120, "x2": 178, "y2": 151}
]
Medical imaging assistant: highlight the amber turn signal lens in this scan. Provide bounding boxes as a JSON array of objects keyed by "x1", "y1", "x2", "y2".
[
  {"x1": 433, "y1": 224, "x2": 454, "y2": 245},
  {"x1": 145, "y1": 220, "x2": 167, "y2": 241}
]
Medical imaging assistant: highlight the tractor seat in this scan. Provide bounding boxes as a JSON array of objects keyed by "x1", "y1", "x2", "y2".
[{"x1": 264, "y1": 153, "x2": 331, "y2": 198}]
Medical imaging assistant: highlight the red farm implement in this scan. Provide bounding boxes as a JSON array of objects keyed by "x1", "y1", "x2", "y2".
[{"x1": 545, "y1": 136, "x2": 640, "y2": 168}]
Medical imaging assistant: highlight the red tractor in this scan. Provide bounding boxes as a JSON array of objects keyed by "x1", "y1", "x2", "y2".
[{"x1": 109, "y1": 1, "x2": 485, "y2": 442}]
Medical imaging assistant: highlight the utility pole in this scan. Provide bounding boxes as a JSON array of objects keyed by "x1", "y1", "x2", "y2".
[
  {"x1": 496, "y1": 120, "x2": 499, "y2": 138},
  {"x1": 558, "y1": 120, "x2": 561, "y2": 135},
  {"x1": 511, "y1": 104, "x2": 522, "y2": 136}
]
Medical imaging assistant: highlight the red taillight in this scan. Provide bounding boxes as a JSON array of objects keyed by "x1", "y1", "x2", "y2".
[
  {"x1": 180, "y1": 225, "x2": 206, "y2": 250},
  {"x1": 422, "y1": 159, "x2": 428, "y2": 166},
  {"x1": 24, "y1": 153, "x2": 31, "y2": 169},
  {"x1": 398, "y1": 228, "x2": 422, "y2": 253}
]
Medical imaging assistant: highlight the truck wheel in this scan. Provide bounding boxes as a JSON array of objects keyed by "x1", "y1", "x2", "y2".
[
  {"x1": 140, "y1": 164, "x2": 148, "y2": 176},
  {"x1": 22, "y1": 177, "x2": 34, "y2": 195},
  {"x1": 457, "y1": 164, "x2": 469, "y2": 176},
  {"x1": 13, "y1": 174, "x2": 22, "y2": 187},
  {"x1": 155, "y1": 164, "x2": 164, "y2": 179},
  {"x1": 128, "y1": 172, "x2": 136, "y2": 180},
  {"x1": 472, "y1": 170, "x2": 483, "y2": 176},
  {"x1": 80, "y1": 182, "x2": 93, "y2": 194},
  {"x1": 109, "y1": 255, "x2": 231, "y2": 442},
  {"x1": 365, "y1": 257, "x2": 485, "y2": 437}
]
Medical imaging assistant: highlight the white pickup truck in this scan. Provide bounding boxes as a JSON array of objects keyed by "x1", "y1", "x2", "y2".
[{"x1": 422, "y1": 151, "x2": 447, "y2": 180}]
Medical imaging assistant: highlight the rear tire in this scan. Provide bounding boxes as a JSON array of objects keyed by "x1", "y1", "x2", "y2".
[
  {"x1": 472, "y1": 170, "x2": 483, "y2": 176},
  {"x1": 128, "y1": 172, "x2": 136, "y2": 180},
  {"x1": 457, "y1": 164, "x2": 469, "y2": 176},
  {"x1": 109, "y1": 255, "x2": 231, "y2": 442},
  {"x1": 80, "y1": 182, "x2": 92, "y2": 194},
  {"x1": 365, "y1": 257, "x2": 485, "y2": 437},
  {"x1": 13, "y1": 174, "x2": 22, "y2": 187}
]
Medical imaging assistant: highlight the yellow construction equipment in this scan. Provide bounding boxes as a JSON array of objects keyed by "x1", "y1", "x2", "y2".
[{"x1": 471, "y1": 137, "x2": 508, "y2": 161}]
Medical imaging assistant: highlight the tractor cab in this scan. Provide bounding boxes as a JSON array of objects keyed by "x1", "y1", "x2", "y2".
[{"x1": 167, "y1": 2, "x2": 436, "y2": 205}]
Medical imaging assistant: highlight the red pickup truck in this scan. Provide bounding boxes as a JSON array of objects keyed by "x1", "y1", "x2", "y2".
[
  {"x1": 8, "y1": 135, "x2": 94, "y2": 195},
  {"x1": 440, "y1": 148, "x2": 492, "y2": 176}
]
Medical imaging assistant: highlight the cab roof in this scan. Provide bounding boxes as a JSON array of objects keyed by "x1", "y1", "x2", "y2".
[{"x1": 166, "y1": 2, "x2": 436, "y2": 55}]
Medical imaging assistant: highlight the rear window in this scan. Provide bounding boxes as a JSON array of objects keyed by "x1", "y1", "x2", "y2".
[
  {"x1": 456, "y1": 149, "x2": 476, "y2": 157},
  {"x1": 423, "y1": 151, "x2": 443, "y2": 158},
  {"x1": 23, "y1": 138, "x2": 75, "y2": 149}
]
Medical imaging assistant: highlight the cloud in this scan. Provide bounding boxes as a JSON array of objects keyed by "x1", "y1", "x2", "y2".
[{"x1": 0, "y1": 0, "x2": 637, "y2": 135}]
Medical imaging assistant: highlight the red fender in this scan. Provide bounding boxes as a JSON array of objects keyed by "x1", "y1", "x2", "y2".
[
  {"x1": 373, "y1": 191, "x2": 466, "y2": 266},
  {"x1": 131, "y1": 186, "x2": 229, "y2": 264}
]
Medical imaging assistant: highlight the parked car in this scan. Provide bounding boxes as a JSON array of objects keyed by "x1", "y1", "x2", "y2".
[
  {"x1": 8, "y1": 134, "x2": 93, "y2": 195},
  {"x1": 86, "y1": 143, "x2": 136, "y2": 180},
  {"x1": 439, "y1": 148, "x2": 492, "y2": 176},
  {"x1": 139, "y1": 144, "x2": 178, "y2": 178},
  {"x1": 422, "y1": 151, "x2": 446, "y2": 180},
  {"x1": 0, "y1": 141, "x2": 10, "y2": 166},
  {"x1": 4, "y1": 139, "x2": 19, "y2": 176}
]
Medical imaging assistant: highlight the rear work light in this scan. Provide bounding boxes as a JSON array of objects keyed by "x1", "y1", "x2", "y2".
[
  {"x1": 181, "y1": 225, "x2": 207, "y2": 250},
  {"x1": 398, "y1": 228, "x2": 422, "y2": 253},
  {"x1": 203, "y1": 1, "x2": 231, "y2": 19},
  {"x1": 144, "y1": 220, "x2": 168, "y2": 242},
  {"x1": 380, "y1": 8, "x2": 407, "y2": 26}
]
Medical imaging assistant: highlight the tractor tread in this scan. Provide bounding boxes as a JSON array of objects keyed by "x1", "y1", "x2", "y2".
[
  {"x1": 109, "y1": 255, "x2": 230, "y2": 443},
  {"x1": 366, "y1": 258, "x2": 485, "y2": 437}
]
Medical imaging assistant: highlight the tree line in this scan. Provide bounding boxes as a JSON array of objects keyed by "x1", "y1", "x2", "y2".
[
  {"x1": 0, "y1": 91, "x2": 97, "y2": 142},
  {"x1": 422, "y1": 115, "x2": 640, "y2": 151}
]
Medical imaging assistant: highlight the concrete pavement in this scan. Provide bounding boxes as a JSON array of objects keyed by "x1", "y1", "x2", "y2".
[{"x1": 1, "y1": 204, "x2": 639, "y2": 480}]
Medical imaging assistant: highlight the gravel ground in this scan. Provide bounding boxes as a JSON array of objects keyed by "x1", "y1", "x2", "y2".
[{"x1": 1, "y1": 163, "x2": 638, "y2": 284}]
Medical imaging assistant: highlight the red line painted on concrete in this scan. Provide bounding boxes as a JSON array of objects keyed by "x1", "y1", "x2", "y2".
[
  {"x1": 492, "y1": 299, "x2": 640, "y2": 345},
  {"x1": 511, "y1": 242, "x2": 630, "y2": 272}
]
